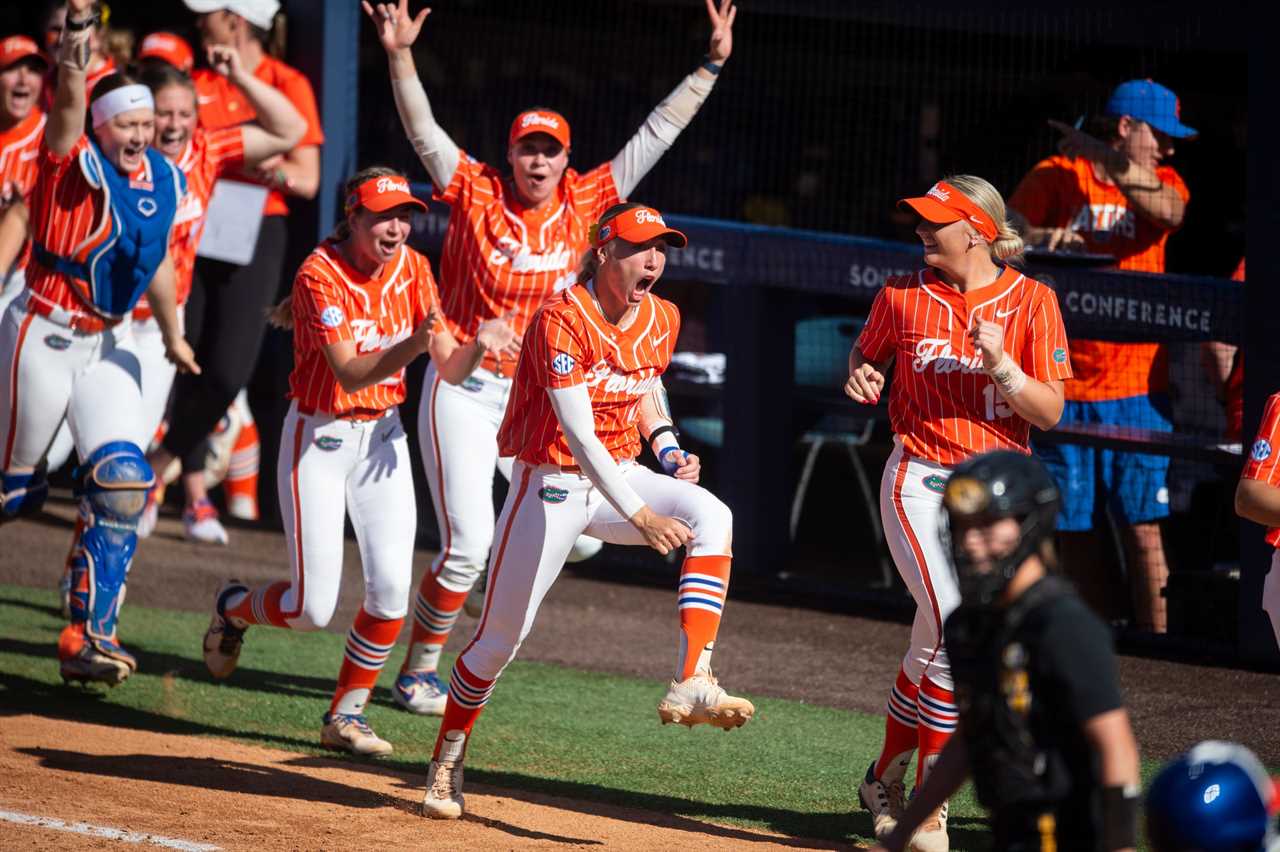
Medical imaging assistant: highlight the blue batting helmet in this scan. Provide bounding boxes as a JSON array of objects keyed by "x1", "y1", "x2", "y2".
[{"x1": 1146, "y1": 741, "x2": 1279, "y2": 852}]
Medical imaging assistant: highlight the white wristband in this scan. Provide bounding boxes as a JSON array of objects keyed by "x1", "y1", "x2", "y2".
[{"x1": 988, "y1": 353, "x2": 1028, "y2": 397}]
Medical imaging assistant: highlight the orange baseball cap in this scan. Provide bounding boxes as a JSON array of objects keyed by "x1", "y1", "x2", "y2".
[
  {"x1": 592, "y1": 205, "x2": 687, "y2": 248},
  {"x1": 139, "y1": 32, "x2": 195, "y2": 73},
  {"x1": 509, "y1": 109, "x2": 571, "y2": 149},
  {"x1": 0, "y1": 35, "x2": 48, "y2": 71},
  {"x1": 898, "y1": 181, "x2": 997, "y2": 242},
  {"x1": 345, "y1": 174, "x2": 427, "y2": 215}
]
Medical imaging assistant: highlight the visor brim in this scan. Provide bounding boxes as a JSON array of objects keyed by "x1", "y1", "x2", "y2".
[{"x1": 898, "y1": 196, "x2": 964, "y2": 225}]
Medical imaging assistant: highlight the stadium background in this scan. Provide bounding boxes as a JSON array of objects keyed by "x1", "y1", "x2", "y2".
[{"x1": 1, "y1": 0, "x2": 1268, "y2": 663}]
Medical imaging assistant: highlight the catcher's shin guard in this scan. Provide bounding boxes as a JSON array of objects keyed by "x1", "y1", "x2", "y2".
[{"x1": 66, "y1": 442, "x2": 154, "y2": 645}]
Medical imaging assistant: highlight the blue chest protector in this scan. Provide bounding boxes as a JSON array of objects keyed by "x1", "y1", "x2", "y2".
[{"x1": 34, "y1": 139, "x2": 186, "y2": 320}]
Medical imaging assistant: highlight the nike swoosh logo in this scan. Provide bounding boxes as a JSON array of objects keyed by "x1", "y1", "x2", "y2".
[
  {"x1": 652, "y1": 330, "x2": 670, "y2": 348},
  {"x1": 995, "y1": 307, "x2": 1018, "y2": 319},
  {"x1": 393, "y1": 276, "x2": 410, "y2": 295}
]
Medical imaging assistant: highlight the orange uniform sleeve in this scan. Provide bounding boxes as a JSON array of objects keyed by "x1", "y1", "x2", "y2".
[
  {"x1": 1243, "y1": 393, "x2": 1280, "y2": 489},
  {"x1": 1024, "y1": 286, "x2": 1073, "y2": 382},
  {"x1": 1008, "y1": 157, "x2": 1072, "y2": 227},
  {"x1": 413, "y1": 252, "x2": 442, "y2": 327},
  {"x1": 433, "y1": 149, "x2": 488, "y2": 207},
  {"x1": 857, "y1": 285, "x2": 897, "y2": 364},
  {"x1": 526, "y1": 307, "x2": 590, "y2": 390},
  {"x1": 207, "y1": 126, "x2": 246, "y2": 175},
  {"x1": 575, "y1": 161, "x2": 623, "y2": 222},
  {"x1": 291, "y1": 271, "x2": 353, "y2": 349}
]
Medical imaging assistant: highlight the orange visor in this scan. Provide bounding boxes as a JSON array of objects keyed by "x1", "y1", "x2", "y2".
[
  {"x1": 591, "y1": 206, "x2": 687, "y2": 249},
  {"x1": 139, "y1": 32, "x2": 194, "y2": 73},
  {"x1": 345, "y1": 175, "x2": 428, "y2": 215},
  {"x1": 898, "y1": 181, "x2": 998, "y2": 242},
  {"x1": 509, "y1": 109, "x2": 571, "y2": 149},
  {"x1": 0, "y1": 35, "x2": 47, "y2": 70}
]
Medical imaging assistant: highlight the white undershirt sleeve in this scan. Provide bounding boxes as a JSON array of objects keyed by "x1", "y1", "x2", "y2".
[
  {"x1": 547, "y1": 384, "x2": 646, "y2": 519},
  {"x1": 610, "y1": 72, "x2": 717, "y2": 198},
  {"x1": 391, "y1": 75, "x2": 461, "y2": 191}
]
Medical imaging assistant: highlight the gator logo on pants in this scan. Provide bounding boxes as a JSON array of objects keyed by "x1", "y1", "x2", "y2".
[
  {"x1": 538, "y1": 486, "x2": 568, "y2": 504},
  {"x1": 44, "y1": 334, "x2": 72, "y2": 351},
  {"x1": 922, "y1": 473, "x2": 948, "y2": 494},
  {"x1": 315, "y1": 436, "x2": 343, "y2": 451}
]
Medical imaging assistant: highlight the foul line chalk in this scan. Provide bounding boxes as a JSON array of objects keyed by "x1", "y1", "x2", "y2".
[{"x1": 0, "y1": 808, "x2": 221, "y2": 851}]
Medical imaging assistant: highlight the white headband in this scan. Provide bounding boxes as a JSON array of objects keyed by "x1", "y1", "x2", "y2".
[{"x1": 91, "y1": 85, "x2": 155, "y2": 127}]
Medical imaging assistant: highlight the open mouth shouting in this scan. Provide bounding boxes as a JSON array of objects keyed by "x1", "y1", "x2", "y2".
[
  {"x1": 631, "y1": 274, "x2": 657, "y2": 303},
  {"x1": 119, "y1": 141, "x2": 147, "y2": 171}
]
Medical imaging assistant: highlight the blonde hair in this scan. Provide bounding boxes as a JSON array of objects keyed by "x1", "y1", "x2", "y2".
[
  {"x1": 943, "y1": 174, "x2": 1026, "y2": 267},
  {"x1": 576, "y1": 201, "x2": 647, "y2": 284}
]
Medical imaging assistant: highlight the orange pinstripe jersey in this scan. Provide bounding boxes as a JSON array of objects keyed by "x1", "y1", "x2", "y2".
[
  {"x1": 857, "y1": 266, "x2": 1072, "y2": 467},
  {"x1": 1242, "y1": 391, "x2": 1280, "y2": 548},
  {"x1": 1009, "y1": 155, "x2": 1190, "y2": 403},
  {"x1": 435, "y1": 152, "x2": 620, "y2": 377},
  {"x1": 193, "y1": 57, "x2": 324, "y2": 217},
  {"x1": 133, "y1": 127, "x2": 244, "y2": 318},
  {"x1": 288, "y1": 240, "x2": 440, "y2": 416},
  {"x1": 499, "y1": 284, "x2": 680, "y2": 467},
  {"x1": 0, "y1": 108, "x2": 46, "y2": 272},
  {"x1": 25, "y1": 135, "x2": 146, "y2": 315}
]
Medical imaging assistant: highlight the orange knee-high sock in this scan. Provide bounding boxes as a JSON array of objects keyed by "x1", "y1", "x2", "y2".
[
  {"x1": 224, "y1": 581, "x2": 292, "y2": 628},
  {"x1": 916, "y1": 675, "x2": 957, "y2": 787},
  {"x1": 431, "y1": 657, "x2": 494, "y2": 760},
  {"x1": 223, "y1": 419, "x2": 260, "y2": 520},
  {"x1": 402, "y1": 573, "x2": 469, "y2": 673},
  {"x1": 330, "y1": 608, "x2": 404, "y2": 716},
  {"x1": 873, "y1": 666, "x2": 920, "y2": 782},
  {"x1": 676, "y1": 555, "x2": 731, "y2": 682}
]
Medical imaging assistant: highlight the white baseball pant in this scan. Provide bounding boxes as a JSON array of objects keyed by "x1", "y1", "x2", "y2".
[
  {"x1": 879, "y1": 437, "x2": 959, "y2": 691},
  {"x1": 1, "y1": 293, "x2": 149, "y2": 473},
  {"x1": 419, "y1": 362, "x2": 600, "y2": 594},
  {"x1": 1266, "y1": 549, "x2": 1280, "y2": 650},
  {"x1": 457, "y1": 460, "x2": 732, "y2": 682},
  {"x1": 42, "y1": 311, "x2": 179, "y2": 474},
  {"x1": 275, "y1": 402, "x2": 416, "y2": 630}
]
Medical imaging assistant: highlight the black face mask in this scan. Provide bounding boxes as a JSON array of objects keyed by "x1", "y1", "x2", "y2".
[{"x1": 949, "y1": 513, "x2": 1048, "y2": 608}]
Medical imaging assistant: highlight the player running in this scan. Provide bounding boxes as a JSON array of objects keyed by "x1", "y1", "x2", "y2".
[
  {"x1": 199, "y1": 167, "x2": 517, "y2": 757},
  {"x1": 419, "y1": 203, "x2": 753, "y2": 820},
  {"x1": 846, "y1": 176, "x2": 1072, "y2": 851},
  {"x1": 0, "y1": 0, "x2": 197, "y2": 686},
  {"x1": 0, "y1": 35, "x2": 49, "y2": 313},
  {"x1": 363, "y1": 0, "x2": 736, "y2": 717},
  {"x1": 1235, "y1": 389, "x2": 1280, "y2": 650}
]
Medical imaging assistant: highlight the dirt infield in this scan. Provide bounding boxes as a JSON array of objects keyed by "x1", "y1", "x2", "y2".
[{"x1": 0, "y1": 715, "x2": 838, "y2": 851}]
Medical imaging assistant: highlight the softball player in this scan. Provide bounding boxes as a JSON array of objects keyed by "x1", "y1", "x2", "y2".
[
  {"x1": 363, "y1": 0, "x2": 736, "y2": 716},
  {"x1": 420, "y1": 203, "x2": 753, "y2": 820},
  {"x1": 0, "y1": 35, "x2": 48, "y2": 313},
  {"x1": 847, "y1": 176, "x2": 1072, "y2": 851},
  {"x1": 0, "y1": 0, "x2": 197, "y2": 686},
  {"x1": 1236, "y1": 390, "x2": 1280, "y2": 649},
  {"x1": 200, "y1": 167, "x2": 518, "y2": 757}
]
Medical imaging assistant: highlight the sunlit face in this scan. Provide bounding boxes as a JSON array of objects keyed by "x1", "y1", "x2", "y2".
[
  {"x1": 915, "y1": 217, "x2": 975, "y2": 268},
  {"x1": 951, "y1": 515, "x2": 1021, "y2": 576},
  {"x1": 596, "y1": 237, "x2": 668, "y2": 307},
  {"x1": 1117, "y1": 116, "x2": 1175, "y2": 171},
  {"x1": 506, "y1": 134, "x2": 569, "y2": 208},
  {"x1": 152, "y1": 84, "x2": 196, "y2": 159},
  {"x1": 349, "y1": 204, "x2": 416, "y2": 267},
  {"x1": 195, "y1": 11, "x2": 238, "y2": 48},
  {"x1": 94, "y1": 107, "x2": 155, "y2": 174},
  {"x1": 0, "y1": 60, "x2": 44, "y2": 126}
]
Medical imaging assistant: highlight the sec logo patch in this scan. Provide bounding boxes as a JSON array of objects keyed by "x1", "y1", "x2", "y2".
[
  {"x1": 1252, "y1": 439, "x2": 1273, "y2": 462},
  {"x1": 1052, "y1": 348, "x2": 1067, "y2": 364},
  {"x1": 551, "y1": 353, "x2": 576, "y2": 376},
  {"x1": 321, "y1": 306, "x2": 345, "y2": 328}
]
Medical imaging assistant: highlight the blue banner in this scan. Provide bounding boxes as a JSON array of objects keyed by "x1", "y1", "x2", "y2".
[{"x1": 409, "y1": 189, "x2": 1241, "y2": 344}]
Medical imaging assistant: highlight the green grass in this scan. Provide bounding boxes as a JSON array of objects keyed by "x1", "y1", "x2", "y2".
[{"x1": 0, "y1": 582, "x2": 1169, "y2": 849}]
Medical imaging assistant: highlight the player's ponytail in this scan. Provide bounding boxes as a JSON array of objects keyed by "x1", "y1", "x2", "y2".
[
  {"x1": 944, "y1": 174, "x2": 1026, "y2": 267},
  {"x1": 577, "y1": 201, "x2": 648, "y2": 284}
]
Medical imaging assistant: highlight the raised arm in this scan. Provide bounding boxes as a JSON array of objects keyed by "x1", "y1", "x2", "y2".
[
  {"x1": 363, "y1": 0, "x2": 461, "y2": 190},
  {"x1": 47, "y1": 0, "x2": 98, "y2": 157},
  {"x1": 610, "y1": 0, "x2": 736, "y2": 197},
  {"x1": 208, "y1": 45, "x2": 307, "y2": 168},
  {"x1": 1049, "y1": 119, "x2": 1186, "y2": 229}
]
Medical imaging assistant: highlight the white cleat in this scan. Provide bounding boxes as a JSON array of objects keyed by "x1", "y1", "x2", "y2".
[
  {"x1": 394, "y1": 670, "x2": 448, "y2": 716},
  {"x1": 226, "y1": 494, "x2": 259, "y2": 521},
  {"x1": 202, "y1": 581, "x2": 248, "y2": 679},
  {"x1": 321, "y1": 713, "x2": 393, "y2": 757},
  {"x1": 422, "y1": 731, "x2": 466, "y2": 819},
  {"x1": 184, "y1": 499, "x2": 229, "y2": 546},
  {"x1": 657, "y1": 672, "x2": 754, "y2": 730},
  {"x1": 907, "y1": 800, "x2": 949, "y2": 852},
  {"x1": 858, "y1": 761, "x2": 907, "y2": 841}
]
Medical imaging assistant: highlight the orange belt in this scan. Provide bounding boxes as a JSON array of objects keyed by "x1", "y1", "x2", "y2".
[{"x1": 24, "y1": 291, "x2": 117, "y2": 333}]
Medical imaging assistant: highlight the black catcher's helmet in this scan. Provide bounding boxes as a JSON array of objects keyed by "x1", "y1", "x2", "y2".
[{"x1": 941, "y1": 450, "x2": 1061, "y2": 606}]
